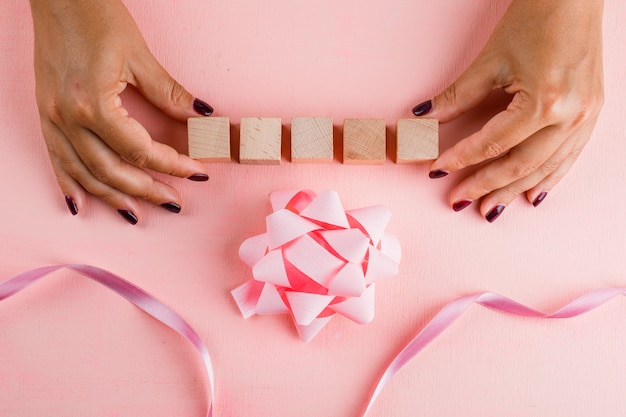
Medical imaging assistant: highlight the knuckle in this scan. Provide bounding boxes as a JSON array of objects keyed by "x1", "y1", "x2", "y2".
[
  {"x1": 530, "y1": 83, "x2": 605, "y2": 128},
  {"x1": 53, "y1": 96, "x2": 98, "y2": 127},
  {"x1": 134, "y1": 188, "x2": 152, "y2": 201},
  {"x1": 97, "y1": 191, "x2": 119, "y2": 208},
  {"x1": 569, "y1": 95, "x2": 604, "y2": 128},
  {"x1": 45, "y1": 141, "x2": 58, "y2": 156},
  {"x1": 568, "y1": 146, "x2": 584, "y2": 161},
  {"x1": 523, "y1": 81, "x2": 569, "y2": 124},
  {"x1": 568, "y1": 100, "x2": 599, "y2": 128},
  {"x1": 125, "y1": 146, "x2": 151, "y2": 167},
  {"x1": 55, "y1": 152, "x2": 81, "y2": 175},
  {"x1": 511, "y1": 160, "x2": 539, "y2": 179},
  {"x1": 538, "y1": 158, "x2": 560, "y2": 176},
  {"x1": 139, "y1": 187, "x2": 157, "y2": 202},
  {"x1": 441, "y1": 83, "x2": 458, "y2": 108},
  {"x1": 534, "y1": 93, "x2": 563, "y2": 124},
  {"x1": 447, "y1": 153, "x2": 469, "y2": 172},
  {"x1": 63, "y1": 162, "x2": 83, "y2": 179},
  {"x1": 168, "y1": 80, "x2": 188, "y2": 107},
  {"x1": 59, "y1": 84, "x2": 98, "y2": 123},
  {"x1": 47, "y1": 102, "x2": 66, "y2": 126},
  {"x1": 480, "y1": 140, "x2": 505, "y2": 159},
  {"x1": 75, "y1": 175, "x2": 104, "y2": 198},
  {"x1": 134, "y1": 178, "x2": 156, "y2": 201},
  {"x1": 90, "y1": 165, "x2": 116, "y2": 186},
  {"x1": 570, "y1": 107, "x2": 590, "y2": 128},
  {"x1": 474, "y1": 182, "x2": 495, "y2": 198},
  {"x1": 165, "y1": 153, "x2": 183, "y2": 176},
  {"x1": 73, "y1": 99, "x2": 98, "y2": 124},
  {"x1": 35, "y1": 88, "x2": 62, "y2": 121}
]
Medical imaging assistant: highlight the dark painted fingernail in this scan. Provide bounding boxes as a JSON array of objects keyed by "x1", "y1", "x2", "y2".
[
  {"x1": 453, "y1": 199, "x2": 472, "y2": 212},
  {"x1": 429, "y1": 169, "x2": 449, "y2": 179},
  {"x1": 193, "y1": 98, "x2": 214, "y2": 116},
  {"x1": 412, "y1": 100, "x2": 433, "y2": 116},
  {"x1": 187, "y1": 173, "x2": 209, "y2": 182},
  {"x1": 117, "y1": 209, "x2": 138, "y2": 225},
  {"x1": 161, "y1": 202, "x2": 181, "y2": 214},
  {"x1": 64, "y1": 195, "x2": 78, "y2": 216},
  {"x1": 486, "y1": 205, "x2": 505, "y2": 223},
  {"x1": 532, "y1": 192, "x2": 548, "y2": 207}
]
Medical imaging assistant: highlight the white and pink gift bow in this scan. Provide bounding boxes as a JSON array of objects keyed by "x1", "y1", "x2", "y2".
[{"x1": 231, "y1": 189, "x2": 402, "y2": 342}]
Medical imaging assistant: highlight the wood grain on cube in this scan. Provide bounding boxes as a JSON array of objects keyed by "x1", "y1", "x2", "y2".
[
  {"x1": 240, "y1": 117, "x2": 282, "y2": 165},
  {"x1": 188, "y1": 117, "x2": 231, "y2": 162},
  {"x1": 343, "y1": 119, "x2": 386, "y2": 164},
  {"x1": 396, "y1": 118, "x2": 439, "y2": 163},
  {"x1": 291, "y1": 117, "x2": 333, "y2": 163}
]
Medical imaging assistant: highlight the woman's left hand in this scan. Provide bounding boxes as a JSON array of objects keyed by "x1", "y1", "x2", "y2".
[{"x1": 413, "y1": 0, "x2": 604, "y2": 222}]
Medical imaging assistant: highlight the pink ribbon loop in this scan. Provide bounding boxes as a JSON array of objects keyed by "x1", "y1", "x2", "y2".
[{"x1": 0, "y1": 264, "x2": 214, "y2": 417}]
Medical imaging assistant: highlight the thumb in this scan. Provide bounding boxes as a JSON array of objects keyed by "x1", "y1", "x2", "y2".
[
  {"x1": 414, "y1": 58, "x2": 500, "y2": 123},
  {"x1": 130, "y1": 50, "x2": 213, "y2": 121}
]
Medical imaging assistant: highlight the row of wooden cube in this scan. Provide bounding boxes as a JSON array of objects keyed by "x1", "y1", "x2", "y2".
[{"x1": 188, "y1": 117, "x2": 438, "y2": 164}]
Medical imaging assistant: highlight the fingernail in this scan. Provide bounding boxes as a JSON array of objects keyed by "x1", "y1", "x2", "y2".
[
  {"x1": 64, "y1": 195, "x2": 78, "y2": 216},
  {"x1": 429, "y1": 169, "x2": 449, "y2": 179},
  {"x1": 412, "y1": 100, "x2": 433, "y2": 116},
  {"x1": 452, "y1": 199, "x2": 472, "y2": 212},
  {"x1": 486, "y1": 205, "x2": 505, "y2": 223},
  {"x1": 117, "y1": 209, "x2": 138, "y2": 225},
  {"x1": 532, "y1": 192, "x2": 548, "y2": 207},
  {"x1": 187, "y1": 173, "x2": 209, "y2": 182},
  {"x1": 193, "y1": 98, "x2": 214, "y2": 116},
  {"x1": 161, "y1": 202, "x2": 181, "y2": 214}
]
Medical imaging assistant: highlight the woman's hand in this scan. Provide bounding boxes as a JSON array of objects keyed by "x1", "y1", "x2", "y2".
[
  {"x1": 413, "y1": 0, "x2": 604, "y2": 222},
  {"x1": 29, "y1": 0, "x2": 213, "y2": 224}
]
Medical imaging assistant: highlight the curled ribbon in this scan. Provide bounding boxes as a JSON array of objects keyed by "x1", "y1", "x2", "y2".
[
  {"x1": 362, "y1": 288, "x2": 626, "y2": 416},
  {"x1": 2, "y1": 267, "x2": 625, "y2": 416},
  {"x1": 231, "y1": 189, "x2": 402, "y2": 342},
  {"x1": 0, "y1": 264, "x2": 214, "y2": 417}
]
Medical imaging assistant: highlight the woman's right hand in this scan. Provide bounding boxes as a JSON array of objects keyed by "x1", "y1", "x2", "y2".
[{"x1": 29, "y1": 0, "x2": 213, "y2": 224}]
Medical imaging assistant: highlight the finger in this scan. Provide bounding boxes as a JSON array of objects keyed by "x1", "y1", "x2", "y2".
[
  {"x1": 64, "y1": 124, "x2": 184, "y2": 209},
  {"x1": 129, "y1": 49, "x2": 213, "y2": 120},
  {"x1": 413, "y1": 55, "x2": 501, "y2": 122},
  {"x1": 89, "y1": 108, "x2": 207, "y2": 180},
  {"x1": 476, "y1": 134, "x2": 579, "y2": 221},
  {"x1": 526, "y1": 120, "x2": 597, "y2": 207},
  {"x1": 449, "y1": 123, "x2": 567, "y2": 205},
  {"x1": 470, "y1": 120, "x2": 594, "y2": 222},
  {"x1": 429, "y1": 94, "x2": 547, "y2": 175},
  {"x1": 42, "y1": 120, "x2": 143, "y2": 224},
  {"x1": 42, "y1": 122, "x2": 86, "y2": 216}
]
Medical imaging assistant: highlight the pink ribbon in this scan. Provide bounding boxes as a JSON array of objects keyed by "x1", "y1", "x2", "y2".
[
  {"x1": 2, "y1": 264, "x2": 625, "y2": 416},
  {"x1": 362, "y1": 288, "x2": 626, "y2": 416},
  {"x1": 0, "y1": 264, "x2": 214, "y2": 417}
]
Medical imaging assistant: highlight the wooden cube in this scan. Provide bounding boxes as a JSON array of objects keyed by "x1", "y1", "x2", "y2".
[
  {"x1": 343, "y1": 119, "x2": 386, "y2": 164},
  {"x1": 240, "y1": 117, "x2": 282, "y2": 165},
  {"x1": 291, "y1": 117, "x2": 333, "y2": 163},
  {"x1": 188, "y1": 117, "x2": 231, "y2": 162},
  {"x1": 396, "y1": 118, "x2": 439, "y2": 163}
]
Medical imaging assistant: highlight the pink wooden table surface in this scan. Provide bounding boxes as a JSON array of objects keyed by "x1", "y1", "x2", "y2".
[{"x1": 1, "y1": 1, "x2": 626, "y2": 416}]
